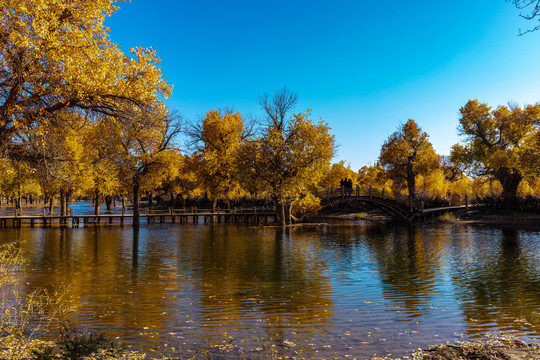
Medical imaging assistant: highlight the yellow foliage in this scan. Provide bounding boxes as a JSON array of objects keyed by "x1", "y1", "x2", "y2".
[
  {"x1": 320, "y1": 160, "x2": 357, "y2": 189},
  {"x1": 193, "y1": 109, "x2": 246, "y2": 202},
  {"x1": 379, "y1": 119, "x2": 440, "y2": 198},
  {"x1": 357, "y1": 164, "x2": 393, "y2": 194},
  {"x1": 452, "y1": 100, "x2": 540, "y2": 202},
  {"x1": 518, "y1": 178, "x2": 540, "y2": 198},
  {"x1": 0, "y1": 0, "x2": 171, "y2": 153},
  {"x1": 447, "y1": 175, "x2": 473, "y2": 196},
  {"x1": 471, "y1": 177, "x2": 502, "y2": 199},
  {"x1": 416, "y1": 169, "x2": 448, "y2": 200},
  {"x1": 292, "y1": 193, "x2": 322, "y2": 218},
  {"x1": 31, "y1": 112, "x2": 95, "y2": 197},
  {"x1": 255, "y1": 111, "x2": 335, "y2": 203},
  {"x1": 0, "y1": 158, "x2": 41, "y2": 197},
  {"x1": 97, "y1": 105, "x2": 181, "y2": 204}
]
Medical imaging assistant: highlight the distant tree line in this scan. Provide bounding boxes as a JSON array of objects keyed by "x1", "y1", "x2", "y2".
[{"x1": 2, "y1": 0, "x2": 540, "y2": 228}]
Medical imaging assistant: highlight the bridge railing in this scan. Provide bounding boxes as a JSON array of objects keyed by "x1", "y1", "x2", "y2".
[{"x1": 313, "y1": 186, "x2": 425, "y2": 212}]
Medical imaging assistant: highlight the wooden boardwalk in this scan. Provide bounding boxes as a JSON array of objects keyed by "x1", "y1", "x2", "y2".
[
  {"x1": 0, "y1": 207, "x2": 276, "y2": 228},
  {"x1": 0, "y1": 189, "x2": 471, "y2": 228},
  {"x1": 413, "y1": 205, "x2": 468, "y2": 220}
]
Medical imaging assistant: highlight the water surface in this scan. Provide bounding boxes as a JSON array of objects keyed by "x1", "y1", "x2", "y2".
[{"x1": 2, "y1": 220, "x2": 540, "y2": 358}]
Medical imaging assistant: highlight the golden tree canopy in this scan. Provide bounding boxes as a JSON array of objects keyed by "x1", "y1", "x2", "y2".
[
  {"x1": 193, "y1": 110, "x2": 246, "y2": 204},
  {"x1": 255, "y1": 111, "x2": 335, "y2": 203},
  {"x1": 451, "y1": 99, "x2": 540, "y2": 205},
  {"x1": 0, "y1": 0, "x2": 171, "y2": 152},
  {"x1": 379, "y1": 119, "x2": 440, "y2": 198}
]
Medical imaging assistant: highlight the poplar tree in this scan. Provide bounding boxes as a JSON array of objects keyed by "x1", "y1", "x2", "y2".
[
  {"x1": 0, "y1": 0, "x2": 171, "y2": 159},
  {"x1": 187, "y1": 109, "x2": 248, "y2": 209},
  {"x1": 450, "y1": 100, "x2": 540, "y2": 207},
  {"x1": 379, "y1": 119, "x2": 440, "y2": 199},
  {"x1": 252, "y1": 89, "x2": 335, "y2": 226}
]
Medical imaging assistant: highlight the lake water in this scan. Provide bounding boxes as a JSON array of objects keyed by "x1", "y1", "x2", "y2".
[{"x1": 1, "y1": 219, "x2": 540, "y2": 358}]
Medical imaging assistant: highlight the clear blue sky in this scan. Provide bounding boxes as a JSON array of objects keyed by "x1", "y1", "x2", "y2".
[{"x1": 106, "y1": 0, "x2": 540, "y2": 171}]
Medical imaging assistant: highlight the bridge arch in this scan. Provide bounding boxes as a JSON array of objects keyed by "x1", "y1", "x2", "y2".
[{"x1": 321, "y1": 196, "x2": 413, "y2": 221}]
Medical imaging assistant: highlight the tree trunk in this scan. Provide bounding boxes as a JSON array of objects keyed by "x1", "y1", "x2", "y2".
[
  {"x1": 94, "y1": 189, "x2": 100, "y2": 215},
  {"x1": 285, "y1": 202, "x2": 293, "y2": 225},
  {"x1": 406, "y1": 162, "x2": 416, "y2": 199},
  {"x1": 60, "y1": 189, "x2": 66, "y2": 217},
  {"x1": 105, "y1": 195, "x2": 112, "y2": 211},
  {"x1": 495, "y1": 167, "x2": 522, "y2": 209},
  {"x1": 176, "y1": 194, "x2": 185, "y2": 208},
  {"x1": 147, "y1": 192, "x2": 153, "y2": 209},
  {"x1": 15, "y1": 191, "x2": 21, "y2": 212},
  {"x1": 133, "y1": 182, "x2": 140, "y2": 227},
  {"x1": 212, "y1": 198, "x2": 217, "y2": 212},
  {"x1": 273, "y1": 198, "x2": 287, "y2": 226},
  {"x1": 65, "y1": 190, "x2": 72, "y2": 216},
  {"x1": 48, "y1": 197, "x2": 53, "y2": 215}
]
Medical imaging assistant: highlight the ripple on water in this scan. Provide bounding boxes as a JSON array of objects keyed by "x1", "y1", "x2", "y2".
[{"x1": 2, "y1": 222, "x2": 540, "y2": 358}]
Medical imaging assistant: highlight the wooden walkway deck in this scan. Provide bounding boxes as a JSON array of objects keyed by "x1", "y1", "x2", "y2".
[
  {"x1": 0, "y1": 208, "x2": 276, "y2": 228},
  {"x1": 411, "y1": 205, "x2": 468, "y2": 220}
]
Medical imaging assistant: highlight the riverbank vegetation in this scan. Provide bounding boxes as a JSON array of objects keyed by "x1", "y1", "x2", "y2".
[{"x1": 2, "y1": 0, "x2": 540, "y2": 229}]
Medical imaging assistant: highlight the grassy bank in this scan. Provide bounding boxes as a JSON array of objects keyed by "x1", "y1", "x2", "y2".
[{"x1": 437, "y1": 208, "x2": 540, "y2": 230}]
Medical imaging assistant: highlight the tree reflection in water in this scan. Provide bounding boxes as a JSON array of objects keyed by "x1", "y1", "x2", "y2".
[
  {"x1": 452, "y1": 228, "x2": 540, "y2": 336},
  {"x1": 1, "y1": 223, "x2": 540, "y2": 358}
]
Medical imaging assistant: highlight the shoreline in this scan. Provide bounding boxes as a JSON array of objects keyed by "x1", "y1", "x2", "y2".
[
  {"x1": 311, "y1": 206, "x2": 540, "y2": 230},
  {"x1": 390, "y1": 336, "x2": 540, "y2": 360},
  {"x1": 435, "y1": 208, "x2": 540, "y2": 230}
]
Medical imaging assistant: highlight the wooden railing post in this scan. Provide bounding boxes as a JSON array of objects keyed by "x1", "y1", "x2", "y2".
[{"x1": 381, "y1": 188, "x2": 385, "y2": 200}]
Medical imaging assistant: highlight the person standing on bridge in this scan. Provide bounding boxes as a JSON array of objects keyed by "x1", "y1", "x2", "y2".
[{"x1": 347, "y1": 179, "x2": 353, "y2": 196}]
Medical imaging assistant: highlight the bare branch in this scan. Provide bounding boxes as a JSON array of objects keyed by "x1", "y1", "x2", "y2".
[
  {"x1": 506, "y1": 0, "x2": 540, "y2": 34},
  {"x1": 258, "y1": 87, "x2": 297, "y2": 131}
]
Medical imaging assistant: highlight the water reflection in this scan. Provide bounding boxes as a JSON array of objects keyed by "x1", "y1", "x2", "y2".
[
  {"x1": 451, "y1": 228, "x2": 540, "y2": 336},
  {"x1": 132, "y1": 227, "x2": 139, "y2": 271},
  {"x1": 1, "y1": 223, "x2": 540, "y2": 358}
]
